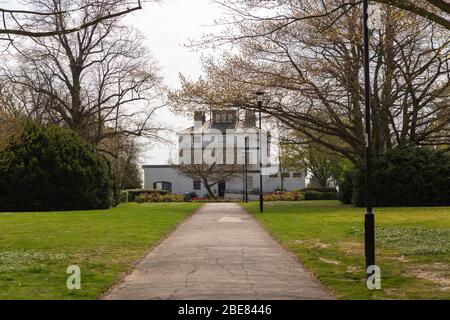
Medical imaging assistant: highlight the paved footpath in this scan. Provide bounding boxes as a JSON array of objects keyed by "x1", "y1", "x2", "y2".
[{"x1": 103, "y1": 203, "x2": 334, "y2": 300}]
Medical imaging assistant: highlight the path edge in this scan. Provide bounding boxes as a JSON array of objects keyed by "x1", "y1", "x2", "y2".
[
  {"x1": 97, "y1": 203, "x2": 205, "y2": 300},
  {"x1": 239, "y1": 203, "x2": 338, "y2": 300}
]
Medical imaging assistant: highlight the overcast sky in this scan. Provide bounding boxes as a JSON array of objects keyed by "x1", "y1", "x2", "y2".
[{"x1": 123, "y1": 0, "x2": 226, "y2": 165}]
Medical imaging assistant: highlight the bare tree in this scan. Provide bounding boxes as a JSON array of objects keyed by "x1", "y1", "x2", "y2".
[
  {"x1": 373, "y1": 0, "x2": 450, "y2": 30},
  {"x1": 178, "y1": 163, "x2": 241, "y2": 199},
  {"x1": 0, "y1": 0, "x2": 143, "y2": 40},
  {"x1": 0, "y1": 83, "x2": 23, "y2": 153},
  {"x1": 3, "y1": 0, "x2": 165, "y2": 149},
  {"x1": 211, "y1": 0, "x2": 450, "y2": 34},
  {"x1": 100, "y1": 134, "x2": 143, "y2": 189},
  {"x1": 170, "y1": 1, "x2": 450, "y2": 165}
]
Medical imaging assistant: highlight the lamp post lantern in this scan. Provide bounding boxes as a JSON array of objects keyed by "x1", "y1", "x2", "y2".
[{"x1": 256, "y1": 90, "x2": 264, "y2": 213}]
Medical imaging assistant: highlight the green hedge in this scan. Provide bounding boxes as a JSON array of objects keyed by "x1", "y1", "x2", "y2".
[
  {"x1": 124, "y1": 189, "x2": 169, "y2": 202},
  {"x1": 352, "y1": 147, "x2": 450, "y2": 207},
  {"x1": 303, "y1": 191, "x2": 339, "y2": 200},
  {"x1": 264, "y1": 191, "x2": 304, "y2": 201},
  {"x1": 0, "y1": 121, "x2": 116, "y2": 211}
]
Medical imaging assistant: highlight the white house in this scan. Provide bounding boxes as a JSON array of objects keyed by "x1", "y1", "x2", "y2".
[{"x1": 143, "y1": 109, "x2": 306, "y2": 199}]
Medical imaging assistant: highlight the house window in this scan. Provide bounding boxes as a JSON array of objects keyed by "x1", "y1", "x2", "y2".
[
  {"x1": 215, "y1": 112, "x2": 222, "y2": 123},
  {"x1": 293, "y1": 172, "x2": 303, "y2": 177},
  {"x1": 179, "y1": 135, "x2": 183, "y2": 143},
  {"x1": 179, "y1": 148, "x2": 183, "y2": 157},
  {"x1": 246, "y1": 176, "x2": 253, "y2": 191},
  {"x1": 153, "y1": 181, "x2": 172, "y2": 193},
  {"x1": 227, "y1": 111, "x2": 234, "y2": 123},
  {"x1": 193, "y1": 179, "x2": 201, "y2": 190},
  {"x1": 214, "y1": 111, "x2": 233, "y2": 124}
]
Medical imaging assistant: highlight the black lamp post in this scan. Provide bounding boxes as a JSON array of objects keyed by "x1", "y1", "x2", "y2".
[
  {"x1": 362, "y1": 0, "x2": 375, "y2": 275},
  {"x1": 256, "y1": 90, "x2": 264, "y2": 213},
  {"x1": 244, "y1": 136, "x2": 249, "y2": 203},
  {"x1": 242, "y1": 156, "x2": 246, "y2": 202}
]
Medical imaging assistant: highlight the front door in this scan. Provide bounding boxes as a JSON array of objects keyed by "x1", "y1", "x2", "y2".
[{"x1": 218, "y1": 181, "x2": 226, "y2": 197}]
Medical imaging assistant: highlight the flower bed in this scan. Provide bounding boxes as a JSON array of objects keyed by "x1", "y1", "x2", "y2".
[
  {"x1": 264, "y1": 191, "x2": 304, "y2": 201},
  {"x1": 136, "y1": 193, "x2": 183, "y2": 203}
]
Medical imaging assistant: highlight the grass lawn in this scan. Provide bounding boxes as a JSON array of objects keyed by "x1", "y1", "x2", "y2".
[
  {"x1": 0, "y1": 202, "x2": 201, "y2": 300},
  {"x1": 243, "y1": 201, "x2": 450, "y2": 300}
]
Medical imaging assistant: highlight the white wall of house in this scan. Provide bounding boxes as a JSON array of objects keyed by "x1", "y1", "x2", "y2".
[
  {"x1": 143, "y1": 165, "x2": 201, "y2": 194},
  {"x1": 143, "y1": 164, "x2": 306, "y2": 198},
  {"x1": 143, "y1": 109, "x2": 306, "y2": 197}
]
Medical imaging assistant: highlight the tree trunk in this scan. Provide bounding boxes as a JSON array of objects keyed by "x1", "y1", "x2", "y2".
[
  {"x1": 204, "y1": 181, "x2": 217, "y2": 200},
  {"x1": 317, "y1": 176, "x2": 328, "y2": 188}
]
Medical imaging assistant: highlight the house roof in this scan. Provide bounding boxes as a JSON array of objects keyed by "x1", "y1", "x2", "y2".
[{"x1": 178, "y1": 120, "x2": 265, "y2": 135}]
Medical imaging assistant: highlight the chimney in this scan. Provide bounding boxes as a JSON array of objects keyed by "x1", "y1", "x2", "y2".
[
  {"x1": 244, "y1": 110, "x2": 256, "y2": 127},
  {"x1": 194, "y1": 111, "x2": 205, "y2": 125}
]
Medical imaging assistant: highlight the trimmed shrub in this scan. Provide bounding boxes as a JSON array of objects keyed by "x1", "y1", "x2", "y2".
[
  {"x1": 119, "y1": 190, "x2": 128, "y2": 203},
  {"x1": 338, "y1": 170, "x2": 354, "y2": 204},
  {"x1": 0, "y1": 121, "x2": 115, "y2": 211},
  {"x1": 125, "y1": 189, "x2": 169, "y2": 202},
  {"x1": 264, "y1": 191, "x2": 304, "y2": 201},
  {"x1": 353, "y1": 147, "x2": 450, "y2": 207},
  {"x1": 303, "y1": 191, "x2": 339, "y2": 200}
]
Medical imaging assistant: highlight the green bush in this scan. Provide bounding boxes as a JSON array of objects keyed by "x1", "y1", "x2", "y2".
[
  {"x1": 0, "y1": 121, "x2": 115, "y2": 211},
  {"x1": 338, "y1": 170, "x2": 354, "y2": 204},
  {"x1": 353, "y1": 147, "x2": 450, "y2": 207},
  {"x1": 119, "y1": 190, "x2": 128, "y2": 203},
  {"x1": 303, "y1": 191, "x2": 339, "y2": 200},
  {"x1": 125, "y1": 189, "x2": 169, "y2": 202}
]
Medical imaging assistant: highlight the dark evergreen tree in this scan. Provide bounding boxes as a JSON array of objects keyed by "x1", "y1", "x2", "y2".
[
  {"x1": 352, "y1": 148, "x2": 450, "y2": 207},
  {"x1": 0, "y1": 121, "x2": 116, "y2": 211}
]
